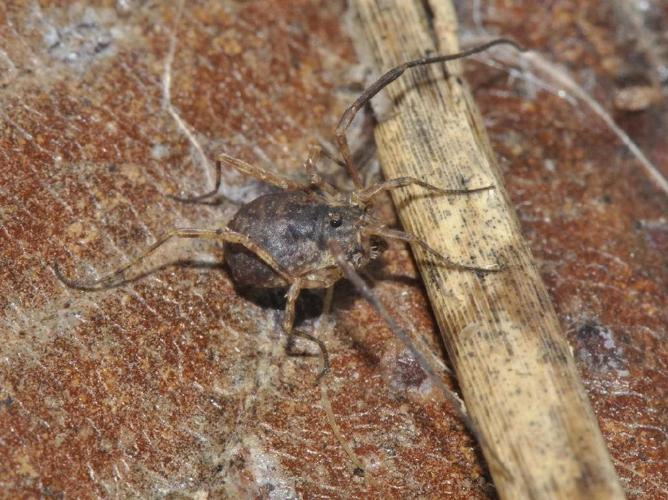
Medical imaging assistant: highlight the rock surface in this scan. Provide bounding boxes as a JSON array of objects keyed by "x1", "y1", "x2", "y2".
[{"x1": 0, "y1": 0, "x2": 665, "y2": 498}]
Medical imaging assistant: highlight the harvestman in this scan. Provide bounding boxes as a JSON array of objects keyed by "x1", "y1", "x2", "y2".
[{"x1": 56, "y1": 40, "x2": 521, "y2": 439}]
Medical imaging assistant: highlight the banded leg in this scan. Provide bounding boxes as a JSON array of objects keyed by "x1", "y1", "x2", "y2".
[
  {"x1": 364, "y1": 226, "x2": 502, "y2": 273},
  {"x1": 283, "y1": 279, "x2": 330, "y2": 382},
  {"x1": 358, "y1": 176, "x2": 494, "y2": 202},
  {"x1": 55, "y1": 228, "x2": 291, "y2": 291}
]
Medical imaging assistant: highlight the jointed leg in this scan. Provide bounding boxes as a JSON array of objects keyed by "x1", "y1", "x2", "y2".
[
  {"x1": 301, "y1": 141, "x2": 375, "y2": 197},
  {"x1": 318, "y1": 146, "x2": 346, "y2": 170},
  {"x1": 302, "y1": 143, "x2": 338, "y2": 196},
  {"x1": 322, "y1": 285, "x2": 335, "y2": 316},
  {"x1": 364, "y1": 226, "x2": 502, "y2": 273},
  {"x1": 170, "y1": 150, "x2": 313, "y2": 203},
  {"x1": 357, "y1": 176, "x2": 494, "y2": 202},
  {"x1": 55, "y1": 228, "x2": 291, "y2": 291},
  {"x1": 334, "y1": 112, "x2": 364, "y2": 190},
  {"x1": 328, "y1": 239, "x2": 455, "y2": 398},
  {"x1": 315, "y1": 138, "x2": 377, "y2": 173},
  {"x1": 168, "y1": 159, "x2": 223, "y2": 203},
  {"x1": 290, "y1": 330, "x2": 330, "y2": 383},
  {"x1": 218, "y1": 153, "x2": 306, "y2": 191},
  {"x1": 282, "y1": 279, "x2": 302, "y2": 333},
  {"x1": 334, "y1": 38, "x2": 522, "y2": 191},
  {"x1": 283, "y1": 279, "x2": 330, "y2": 381}
]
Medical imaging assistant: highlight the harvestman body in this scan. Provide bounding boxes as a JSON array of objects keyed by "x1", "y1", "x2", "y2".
[{"x1": 56, "y1": 38, "x2": 521, "y2": 383}]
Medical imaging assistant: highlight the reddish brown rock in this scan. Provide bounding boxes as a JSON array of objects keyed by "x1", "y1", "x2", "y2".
[{"x1": 0, "y1": 1, "x2": 665, "y2": 498}]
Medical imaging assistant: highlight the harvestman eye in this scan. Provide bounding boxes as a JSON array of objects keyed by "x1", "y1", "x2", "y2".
[{"x1": 329, "y1": 215, "x2": 343, "y2": 228}]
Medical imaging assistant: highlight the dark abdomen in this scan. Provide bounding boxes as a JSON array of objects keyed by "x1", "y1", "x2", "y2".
[{"x1": 224, "y1": 191, "x2": 327, "y2": 288}]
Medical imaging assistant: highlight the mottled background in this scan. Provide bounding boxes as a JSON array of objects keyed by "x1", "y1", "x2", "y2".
[{"x1": 0, "y1": 1, "x2": 665, "y2": 498}]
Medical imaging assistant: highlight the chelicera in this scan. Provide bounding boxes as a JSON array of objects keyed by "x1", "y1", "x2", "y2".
[{"x1": 55, "y1": 38, "x2": 519, "y2": 384}]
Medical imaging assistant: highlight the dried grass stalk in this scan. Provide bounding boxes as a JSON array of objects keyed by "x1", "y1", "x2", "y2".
[{"x1": 351, "y1": 1, "x2": 625, "y2": 498}]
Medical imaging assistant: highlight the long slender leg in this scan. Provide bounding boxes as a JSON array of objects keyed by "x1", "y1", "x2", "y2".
[
  {"x1": 291, "y1": 330, "x2": 330, "y2": 383},
  {"x1": 318, "y1": 146, "x2": 346, "y2": 170},
  {"x1": 364, "y1": 226, "x2": 502, "y2": 273},
  {"x1": 282, "y1": 279, "x2": 302, "y2": 333},
  {"x1": 283, "y1": 279, "x2": 330, "y2": 381},
  {"x1": 167, "y1": 159, "x2": 223, "y2": 203},
  {"x1": 317, "y1": 137, "x2": 377, "y2": 173},
  {"x1": 302, "y1": 143, "x2": 338, "y2": 196},
  {"x1": 217, "y1": 153, "x2": 306, "y2": 191},
  {"x1": 55, "y1": 228, "x2": 291, "y2": 291},
  {"x1": 294, "y1": 280, "x2": 363, "y2": 473},
  {"x1": 322, "y1": 285, "x2": 335, "y2": 316},
  {"x1": 327, "y1": 239, "x2": 509, "y2": 478},
  {"x1": 358, "y1": 176, "x2": 494, "y2": 202},
  {"x1": 335, "y1": 38, "x2": 523, "y2": 190},
  {"x1": 170, "y1": 149, "x2": 313, "y2": 202},
  {"x1": 301, "y1": 141, "x2": 375, "y2": 196},
  {"x1": 334, "y1": 122, "x2": 364, "y2": 190}
]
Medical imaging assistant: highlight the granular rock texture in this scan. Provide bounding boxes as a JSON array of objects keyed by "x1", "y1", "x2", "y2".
[{"x1": 0, "y1": 0, "x2": 665, "y2": 498}]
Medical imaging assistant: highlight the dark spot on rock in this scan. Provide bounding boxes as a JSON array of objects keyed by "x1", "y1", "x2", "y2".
[
  {"x1": 574, "y1": 321, "x2": 627, "y2": 374},
  {"x1": 394, "y1": 352, "x2": 428, "y2": 388}
]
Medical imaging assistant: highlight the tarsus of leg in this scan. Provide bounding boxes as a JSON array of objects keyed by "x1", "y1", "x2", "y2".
[
  {"x1": 357, "y1": 176, "x2": 493, "y2": 202},
  {"x1": 364, "y1": 226, "x2": 503, "y2": 273},
  {"x1": 170, "y1": 149, "x2": 316, "y2": 203}
]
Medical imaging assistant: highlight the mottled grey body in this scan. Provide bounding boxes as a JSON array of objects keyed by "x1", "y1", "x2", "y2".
[{"x1": 225, "y1": 191, "x2": 367, "y2": 289}]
